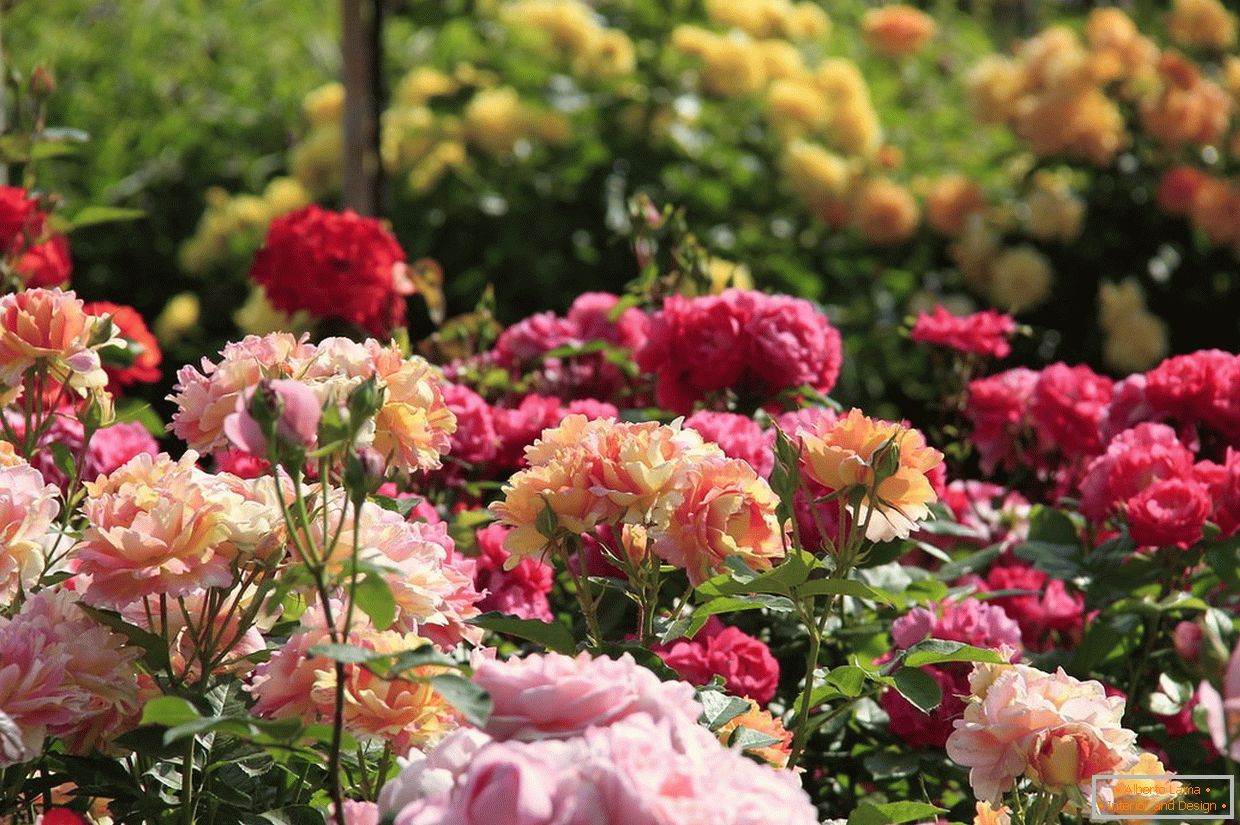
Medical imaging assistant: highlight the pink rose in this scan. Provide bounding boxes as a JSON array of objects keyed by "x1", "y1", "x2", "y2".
[
  {"x1": 223, "y1": 378, "x2": 321, "y2": 457},
  {"x1": 654, "y1": 620, "x2": 781, "y2": 705},
  {"x1": 1125, "y1": 477, "x2": 1211, "y2": 548},
  {"x1": 473, "y1": 651, "x2": 701, "y2": 742}
]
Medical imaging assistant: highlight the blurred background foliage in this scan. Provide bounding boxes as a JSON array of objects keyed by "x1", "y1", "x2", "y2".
[{"x1": 9, "y1": 0, "x2": 1240, "y2": 422}]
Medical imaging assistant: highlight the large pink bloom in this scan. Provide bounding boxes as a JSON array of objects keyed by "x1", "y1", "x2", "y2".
[
  {"x1": 473, "y1": 651, "x2": 702, "y2": 742},
  {"x1": 0, "y1": 461, "x2": 59, "y2": 602},
  {"x1": 1078, "y1": 422, "x2": 1195, "y2": 523}
]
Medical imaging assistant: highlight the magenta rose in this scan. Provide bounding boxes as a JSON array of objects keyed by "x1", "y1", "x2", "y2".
[{"x1": 1125, "y1": 477, "x2": 1211, "y2": 548}]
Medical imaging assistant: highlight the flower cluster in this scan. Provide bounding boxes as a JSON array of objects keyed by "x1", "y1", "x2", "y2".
[
  {"x1": 380, "y1": 652, "x2": 820, "y2": 825},
  {"x1": 491, "y1": 414, "x2": 785, "y2": 585},
  {"x1": 248, "y1": 205, "x2": 417, "y2": 336},
  {"x1": 636, "y1": 289, "x2": 842, "y2": 414},
  {"x1": 169, "y1": 333, "x2": 457, "y2": 473},
  {"x1": 0, "y1": 187, "x2": 71, "y2": 289},
  {"x1": 910, "y1": 306, "x2": 1016, "y2": 359}
]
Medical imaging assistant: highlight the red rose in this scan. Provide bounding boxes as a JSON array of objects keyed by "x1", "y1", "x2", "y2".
[
  {"x1": 249, "y1": 205, "x2": 413, "y2": 336},
  {"x1": 16, "y1": 234, "x2": 71, "y2": 287},
  {"x1": 473, "y1": 523, "x2": 554, "y2": 622},
  {"x1": 84, "y1": 301, "x2": 162, "y2": 390},
  {"x1": 910, "y1": 306, "x2": 1017, "y2": 358},
  {"x1": 1156, "y1": 166, "x2": 1208, "y2": 216},
  {"x1": 636, "y1": 292, "x2": 746, "y2": 413},
  {"x1": 0, "y1": 186, "x2": 38, "y2": 247},
  {"x1": 1029, "y1": 363, "x2": 1113, "y2": 457},
  {"x1": 1125, "y1": 477, "x2": 1211, "y2": 548},
  {"x1": 655, "y1": 619, "x2": 780, "y2": 705},
  {"x1": 1079, "y1": 422, "x2": 1196, "y2": 522}
]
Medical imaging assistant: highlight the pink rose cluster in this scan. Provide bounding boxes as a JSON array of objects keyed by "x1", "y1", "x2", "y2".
[
  {"x1": 436, "y1": 382, "x2": 619, "y2": 475},
  {"x1": 966, "y1": 352, "x2": 1240, "y2": 532},
  {"x1": 0, "y1": 588, "x2": 141, "y2": 766},
  {"x1": 379, "y1": 651, "x2": 820, "y2": 825},
  {"x1": 472, "y1": 523, "x2": 554, "y2": 622},
  {"x1": 965, "y1": 363, "x2": 1114, "y2": 477},
  {"x1": 946, "y1": 661, "x2": 1138, "y2": 804},
  {"x1": 652, "y1": 617, "x2": 781, "y2": 705},
  {"x1": 961, "y1": 559, "x2": 1086, "y2": 652},
  {"x1": 910, "y1": 306, "x2": 1017, "y2": 359},
  {"x1": 487, "y1": 292, "x2": 648, "y2": 401},
  {"x1": 881, "y1": 598, "x2": 1023, "y2": 748},
  {"x1": 636, "y1": 289, "x2": 843, "y2": 414}
]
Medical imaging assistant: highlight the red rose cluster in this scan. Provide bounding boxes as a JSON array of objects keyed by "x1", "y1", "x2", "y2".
[
  {"x1": 0, "y1": 186, "x2": 71, "y2": 287},
  {"x1": 965, "y1": 349, "x2": 1240, "y2": 550},
  {"x1": 249, "y1": 205, "x2": 413, "y2": 336},
  {"x1": 636, "y1": 289, "x2": 842, "y2": 414},
  {"x1": 652, "y1": 617, "x2": 781, "y2": 705},
  {"x1": 910, "y1": 305, "x2": 1017, "y2": 359}
]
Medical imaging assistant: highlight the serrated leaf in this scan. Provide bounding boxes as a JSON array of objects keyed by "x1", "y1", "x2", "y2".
[
  {"x1": 825, "y1": 665, "x2": 867, "y2": 697},
  {"x1": 307, "y1": 642, "x2": 385, "y2": 665},
  {"x1": 699, "y1": 691, "x2": 752, "y2": 729},
  {"x1": 892, "y1": 667, "x2": 941, "y2": 713},
  {"x1": 795, "y1": 578, "x2": 896, "y2": 605},
  {"x1": 431, "y1": 674, "x2": 492, "y2": 727},
  {"x1": 140, "y1": 696, "x2": 201, "y2": 727},
  {"x1": 849, "y1": 801, "x2": 947, "y2": 825},
  {"x1": 729, "y1": 725, "x2": 782, "y2": 751},
  {"x1": 902, "y1": 640, "x2": 1006, "y2": 667},
  {"x1": 469, "y1": 611, "x2": 577, "y2": 653},
  {"x1": 49, "y1": 442, "x2": 77, "y2": 483},
  {"x1": 354, "y1": 572, "x2": 397, "y2": 630},
  {"x1": 370, "y1": 495, "x2": 424, "y2": 518}
]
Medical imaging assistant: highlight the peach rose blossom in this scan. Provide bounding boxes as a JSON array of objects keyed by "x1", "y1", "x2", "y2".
[
  {"x1": 250, "y1": 612, "x2": 458, "y2": 752},
  {"x1": 651, "y1": 458, "x2": 785, "y2": 586},
  {"x1": 0, "y1": 461, "x2": 59, "y2": 601},
  {"x1": 862, "y1": 5, "x2": 938, "y2": 57},
  {"x1": 715, "y1": 699, "x2": 794, "y2": 768},
  {"x1": 168, "y1": 332, "x2": 312, "y2": 452},
  {"x1": 17, "y1": 588, "x2": 142, "y2": 754},
  {"x1": 312, "y1": 494, "x2": 483, "y2": 648},
  {"x1": 799, "y1": 408, "x2": 943, "y2": 542},
  {"x1": 946, "y1": 662, "x2": 1137, "y2": 803},
  {"x1": 0, "y1": 288, "x2": 115, "y2": 411},
  {"x1": 367, "y1": 340, "x2": 457, "y2": 473},
  {"x1": 75, "y1": 452, "x2": 278, "y2": 608},
  {"x1": 973, "y1": 802, "x2": 1011, "y2": 825}
]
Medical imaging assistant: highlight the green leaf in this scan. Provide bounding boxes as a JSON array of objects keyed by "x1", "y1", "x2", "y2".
[
  {"x1": 68, "y1": 206, "x2": 145, "y2": 229},
  {"x1": 79, "y1": 605, "x2": 170, "y2": 671},
  {"x1": 863, "y1": 751, "x2": 922, "y2": 780},
  {"x1": 902, "y1": 640, "x2": 1006, "y2": 667},
  {"x1": 308, "y1": 643, "x2": 386, "y2": 665},
  {"x1": 1027, "y1": 506, "x2": 1078, "y2": 545},
  {"x1": 49, "y1": 442, "x2": 77, "y2": 484},
  {"x1": 371, "y1": 495, "x2": 425, "y2": 519},
  {"x1": 675, "y1": 594, "x2": 794, "y2": 641},
  {"x1": 849, "y1": 801, "x2": 947, "y2": 825},
  {"x1": 140, "y1": 696, "x2": 201, "y2": 728},
  {"x1": 935, "y1": 545, "x2": 1003, "y2": 582},
  {"x1": 699, "y1": 691, "x2": 752, "y2": 729},
  {"x1": 535, "y1": 499, "x2": 559, "y2": 540},
  {"x1": 825, "y1": 665, "x2": 868, "y2": 697},
  {"x1": 354, "y1": 573, "x2": 397, "y2": 631},
  {"x1": 892, "y1": 667, "x2": 941, "y2": 712},
  {"x1": 469, "y1": 611, "x2": 577, "y2": 654},
  {"x1": 1206, "y1": 538, "x2": 1240, "y2": 590},
  {"x1": 795, "y1": 578, "x2": 897, "y2": 605},
  {"x1": 729, "y1": 726, "x2": 782, "y2": 751},
  {"x1": 114, "y1": 399, "x2": 165, "y2": 437},
  {"x1": 431, "y1": 674, "x2": 492, "y2": 727},
  {"x1": 1014, "y1": 540, "x2": 1083, "y2": 579}
]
